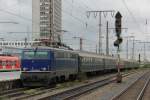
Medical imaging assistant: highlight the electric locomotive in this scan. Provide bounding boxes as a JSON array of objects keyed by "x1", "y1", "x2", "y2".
[{"x1": 21, "y1": 48, "x2": 78, "y2": 86}]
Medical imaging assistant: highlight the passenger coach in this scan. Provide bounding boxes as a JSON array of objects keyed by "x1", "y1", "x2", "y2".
[{"x1": 0, "y1": 55, "x2": 20, "y2": 71}]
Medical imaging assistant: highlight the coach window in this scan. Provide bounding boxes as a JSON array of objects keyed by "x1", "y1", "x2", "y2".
[
  {"x1": 67, "y1": 53, "x2": 69, "y2": 58},
  {"x1": 65, "y1": 53, "x2": 67, "y2": 58},
  {"x1": 71, "y1": 54, "x2": 75, "y2": 58},
  {"x1": 2, "y1": 61, "x2": 6, "y2": 66},
  {"x1": 57, "y1": 52, "x2": 60, "y2": 58},
  {"x1": 82, "y1": 58, "x2": 84, "y2": 62},
  {"x1": 68, "y1": 53, "x2": 71, "y2": 58},
  {"x1": 83, "y1": 58, "x2": 85, "y2": 62},
  {"x1": 87, "y1": 58, "x2": 88, "y2": 63},
  {"x1": 54, "y1": 52, "x2": 58, "y2": 58},
  {"x1": 6, "y1": 61, "x2": 10, "y2": 66},
  {"x1": 93, "y1": 58, "x2": 95, "y2": 63},
  {"x1": 61, "y1": 52, "x2": 65, "y2": 58},
  {"x1": 81, "y1": 57, "x2": 83, "y2": 62},
  {"x1": 85, "y1": 58, "x2": 87, "y2": 63},
  {"x1": 0, "y1": 61, "x2": 1, "y2": 65},
  {"x1": 64, "y1": 53, "x2": 67, "y2": 58},
  {"x1": 63, "y1": 53, "x2": 66, "y2": 58},
  {"x1": 57, "y1": 52, "x2": 61, "y2": 58},
  {"x1": 12, "y1": 61, "x2": 16, "y2": 66}
]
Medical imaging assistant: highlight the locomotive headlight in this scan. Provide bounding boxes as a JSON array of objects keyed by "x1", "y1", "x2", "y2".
[
  {"x1": 41, "y1": 67, "x2": 46, "y2": 71},
  {"x1": 23, "y1": 68, "x2": 27, "y2": 71}
]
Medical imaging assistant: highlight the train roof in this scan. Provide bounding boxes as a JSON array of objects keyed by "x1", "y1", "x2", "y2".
[
  {"x1": 77, "y1": 51, "x2": 117, "y2": 59},
  {"x1": 122, "y1": 58, "x2": 139, "y2": 63},
  {"x1": 22, "y1": 46, "x2": 117, "y2": 59},
  {"x1": 20, "y1": 46, "x2": 138, "y2": 62},
  {"x1": 22, "y1": 46, "x2": 78, "y2": 54},
  {"x1": 0, "y1": 56, "x2": 19, "y2": 60}
]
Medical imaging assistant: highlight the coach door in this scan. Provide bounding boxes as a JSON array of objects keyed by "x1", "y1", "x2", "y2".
[
  {"x1": 0, "y1": 60, "x2": 2, "y2": 70},
  {"x1": 6, "y1": 60, "x2": 12, "y2": 70}
]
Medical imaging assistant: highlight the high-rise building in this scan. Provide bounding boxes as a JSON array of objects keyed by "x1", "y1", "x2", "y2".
[{"x1": 32, "y1": 0, "x2": 62, "y2": 45}]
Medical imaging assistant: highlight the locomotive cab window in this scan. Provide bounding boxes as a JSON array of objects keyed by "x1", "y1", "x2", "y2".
[{"x1": 23, "y1": 51, "x2": 49, "y2": 59}]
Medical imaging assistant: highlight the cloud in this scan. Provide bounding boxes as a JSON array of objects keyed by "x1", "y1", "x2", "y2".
[
  {"x1": 0, "y1": 0, "x2": 32, "y2": 40},
  {"x1": 0, "y1": 0, "x2": 149, "y2": 60}
]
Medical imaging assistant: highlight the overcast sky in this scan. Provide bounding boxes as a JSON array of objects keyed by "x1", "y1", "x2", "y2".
[{"x1": 0, "y1": 0, "x2": 150, "y2": 60}]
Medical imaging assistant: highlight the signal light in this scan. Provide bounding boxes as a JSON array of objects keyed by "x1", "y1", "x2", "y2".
[
  {"x1": 114, "y1": 37, "x2": 123, "y2": 47},
  {"x1": 114, "y1": 11, "x2": 123, "y2": 47},
  {"x1": 115, "y1": 11, "x2": 122, "y2": 38},
  {"x1": 114, "y1": 40, "x2": 119, "y2": 47},
  {"x1": 118, "y1": 37, "x2": 123, "y2": 44}
]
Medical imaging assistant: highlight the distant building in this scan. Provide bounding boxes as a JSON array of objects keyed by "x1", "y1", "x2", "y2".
[
  {"x1": 0, "y1": 41, "x2": 39, "y2": 48},
  {"x1": 32, "y1": 0, "x2": 62, "y2": 45}
]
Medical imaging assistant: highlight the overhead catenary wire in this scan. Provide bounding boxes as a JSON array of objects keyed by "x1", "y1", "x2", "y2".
[
  {"x1": 62, "y1": 0, "x2": 98, "y2": 31},
  {"x1": 0, "y1": 0, "x2": 98, "y2": 35},
  {"x1": 121, "y1": 0, "x2": 144, "y2": 33}
]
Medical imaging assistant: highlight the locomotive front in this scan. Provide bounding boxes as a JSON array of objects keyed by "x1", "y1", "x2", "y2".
[{"x1": 21, "y1": 49, "x2": 55, "y2": 86}]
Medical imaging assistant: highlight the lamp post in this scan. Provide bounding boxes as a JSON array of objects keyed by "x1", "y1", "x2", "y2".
[
  {"x1": 73, "y1": 36, "x2": 84, "y2": 51},
  {"x1": 131, "y1": 39, "x2": 141, "y2": 60},
  {"x1": 124, "y1": 36, "x2": 134, "y2": 59},
  {"x1": 139, "y1": 41, "x2": 150, "y2": 61}
]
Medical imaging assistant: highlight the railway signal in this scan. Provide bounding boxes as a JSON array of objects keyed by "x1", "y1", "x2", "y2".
[
  {"x1": 115, "y1": 12, "x2": 122, "y2": 37},
  {"x1": 114, "y1": 11, "x2": 123, "y2": 47},
  {"x1": 114, "y1": 37, "x2": 123, "y2": 47},
  {"x1": 114, "y1": 11, "x2": 123, "y2": 83}
]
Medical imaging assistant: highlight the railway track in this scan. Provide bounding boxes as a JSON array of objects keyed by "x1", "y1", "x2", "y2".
[
  {"x1": 112, "y1": 71, "x2": 150, "y2": 100},
  {"x1": 0, "y1": 87, "x2": 46, "y2": 100},
  {"x1": 140, "y1": 75, "x2": 150, "y2": 100},
  {"x1": 37, "y1": 71, "x2": 137, "y2": 100},
  {"x1": 0, "y1": 69, "x2": 143, "y2": 100}
]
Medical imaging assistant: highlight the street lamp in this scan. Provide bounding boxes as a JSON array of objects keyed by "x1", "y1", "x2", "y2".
[
  {"x1": 131, "y1": 39, "x2": 140, "y2": 60},
  {"x1": 99, "y1": 36, "x2": 104, "y2": 54},
  {"x1": 123, "y1": 36, "x2": 134, "y2": 59},
  {"x1": 73, "y1": 36, "x2": 84, "y2": 51},
  {"x1": 138, "y1": 41, "x2": 150, "y2": 61}
]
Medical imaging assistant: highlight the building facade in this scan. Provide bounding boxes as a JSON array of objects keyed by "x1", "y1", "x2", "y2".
[
  {"x1": 0, "y1": 41, "x2": 38, "y2": 48},
  {"x1": 32, "y1": 0, "x2": 62, "y2": 44}
]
